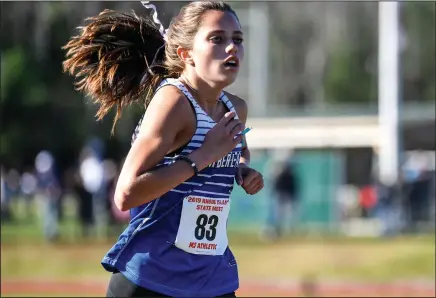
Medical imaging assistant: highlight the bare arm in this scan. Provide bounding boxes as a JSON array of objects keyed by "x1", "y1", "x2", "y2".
[
  {"x1": 114, "y1": 87, "x2": 210, "y2": 211},
  {"x1": 115, "y1": 88, "x2": 243, "y2": 211}
]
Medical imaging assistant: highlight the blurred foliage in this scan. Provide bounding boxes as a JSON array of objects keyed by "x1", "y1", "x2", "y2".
[
  {"x1": 268, "y1": 2, "x2": 435, "y2": 107},
  {"x1": 401, "y1": 2, "x2": 436, "y2": 102},
  {"x1": 0, "y1": 2, "x2": 435, "y2": 171}
]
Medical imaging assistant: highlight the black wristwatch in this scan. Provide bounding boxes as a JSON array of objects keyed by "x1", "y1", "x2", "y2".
[{"x1": 175, "y1": 155, "x2": 199, "y2": 176}]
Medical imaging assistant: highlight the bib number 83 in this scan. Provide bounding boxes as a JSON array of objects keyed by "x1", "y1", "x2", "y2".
[{"x1": 195, "y1": 214, "x2": 219, "y2": 241}]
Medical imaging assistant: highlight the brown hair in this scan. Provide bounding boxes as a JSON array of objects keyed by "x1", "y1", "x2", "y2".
[{"x1": 62, "y1": 1, "x2": 237, "y2": 133}]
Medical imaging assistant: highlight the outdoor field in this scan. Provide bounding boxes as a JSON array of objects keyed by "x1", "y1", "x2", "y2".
[
  {"x1": 1, "y1": 204, "x2": 435, "y2": 298},
  {"x1": 2, "y1": 1, "x2": 435, "y2": 297}
]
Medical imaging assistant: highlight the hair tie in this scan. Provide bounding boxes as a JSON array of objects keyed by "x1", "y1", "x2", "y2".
[
  {"x1": 139, "y1": 1, "x2": 168, "y2": 85},
  {"x1": 140, "y1": 1, "x2": 168, "y2": 41}
]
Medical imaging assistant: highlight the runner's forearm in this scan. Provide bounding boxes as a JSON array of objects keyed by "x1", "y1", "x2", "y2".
[
  {"x1": 239, "y1": 147, "x2": 250, "y2": 167},
  {"x1": 115, "y1": 150, "x2": 212, "y2": 211}
]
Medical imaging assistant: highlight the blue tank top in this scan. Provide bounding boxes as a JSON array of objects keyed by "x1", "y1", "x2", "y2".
[{"x1": 101, "y1": 78, "x2": 242, "y2": 297}]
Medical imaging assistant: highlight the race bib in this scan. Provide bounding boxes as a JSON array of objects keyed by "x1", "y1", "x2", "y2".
[{"x1": 175, "y1": 195, "x2": 231, "y2": 256}]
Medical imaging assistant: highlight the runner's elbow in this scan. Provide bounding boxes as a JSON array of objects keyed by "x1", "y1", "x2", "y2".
[
  {"x1": 114, "y1": 183, "x2": 153, "y2": 211},
  {"x1": 114, "y1": 185, "x2": 135, "y2": 212},
  {"x1": 114, "y1": 174, "x2": 140, "y2": 211}
]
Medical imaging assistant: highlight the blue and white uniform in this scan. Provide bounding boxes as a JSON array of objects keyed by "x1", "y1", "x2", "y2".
[{"x1": 102, "y1": 78, "x2": 243, "y2": 297}]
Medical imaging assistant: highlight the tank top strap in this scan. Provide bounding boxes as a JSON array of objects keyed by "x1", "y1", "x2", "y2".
[
  {"x1": 132, "y1": 78, "x2": 204, "y2": 145},
  {"x1": 219, "y1": 92, "x2": 240, "y2": 120}
]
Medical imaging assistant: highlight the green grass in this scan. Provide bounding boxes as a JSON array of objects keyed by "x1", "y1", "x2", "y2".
[
  {"x1": 235, "y1": 233, "x2": 435, "y2": 281},
  {"x1": 1, "y1": 198, "x2": 435, "y2": 283},
  {"x1": 2, "y1": 222, "x2": 435, "y2": 282},
  {"x1": 2, "y1": 201, "x2": 435, "y2": 298}
]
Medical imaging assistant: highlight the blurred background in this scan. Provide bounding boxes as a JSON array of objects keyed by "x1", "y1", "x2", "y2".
[{"x1": 1, "y1": 1, "x2": 435, "y2": 297}]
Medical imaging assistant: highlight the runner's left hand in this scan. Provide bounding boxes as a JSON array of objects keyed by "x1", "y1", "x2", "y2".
[{"x1": 236, "y1": 164, "x2": 264, "y2": 195}]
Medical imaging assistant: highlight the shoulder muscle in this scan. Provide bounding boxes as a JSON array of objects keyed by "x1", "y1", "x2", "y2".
[{"x1": 122, "y1": 85, "x2": 194, "y2": 178}]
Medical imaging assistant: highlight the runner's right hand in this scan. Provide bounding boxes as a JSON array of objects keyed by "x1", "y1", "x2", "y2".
[{"x1": 198, "y1": 111, "x2": 244, "y2": 165}]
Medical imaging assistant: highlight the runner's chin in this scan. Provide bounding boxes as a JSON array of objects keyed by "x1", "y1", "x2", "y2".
[{"x1": 214, "y1": 66, "x2": 239, "y2": 86}]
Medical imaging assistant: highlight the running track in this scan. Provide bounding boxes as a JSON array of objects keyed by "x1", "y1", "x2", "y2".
[{"x1": 2, "y1": 278, "x2": 435, "y2": 297}]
